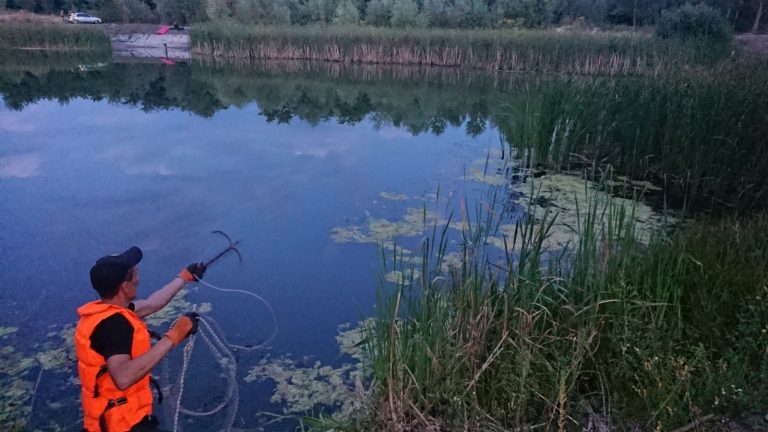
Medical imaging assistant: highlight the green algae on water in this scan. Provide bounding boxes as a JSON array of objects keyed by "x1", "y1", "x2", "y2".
[
  {"x1": 36, "y1": 324, "x2": 76, "y2": 372},
  {"x1": 380, "y1": 192, "x2": 408, "y2": 201},
  {"x1": 245, "y1": 323, "x2": 368, "y2": 419},
  {"x1": 331, "y1": 207, "x2": 444, "y2": 244},
  {"x1": 0, "y1": 346, "x2": 36, "y2": 427},
  {"x1": 0, "y1": 327, "x2": 18, "y2": 338},
  {"x1": 385, "y1": 269, "x2": 421, "y2": 285},
  {"x1": 485, "y1": 173, "x2": 674, "y2": 251}
]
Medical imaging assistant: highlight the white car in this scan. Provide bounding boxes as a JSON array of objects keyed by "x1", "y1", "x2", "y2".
[{"x1": 68, "y1": 13, "x2": 102, "y2": 24}]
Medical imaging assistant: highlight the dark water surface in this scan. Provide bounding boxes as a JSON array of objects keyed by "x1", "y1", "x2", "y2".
[{"x1": 0, "y1": 59, "x2": 516, "y2": 430}]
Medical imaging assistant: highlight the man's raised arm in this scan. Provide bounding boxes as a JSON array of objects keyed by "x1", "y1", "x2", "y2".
[{"x1": 133, "y1": 263, "x2": 206, "y2": 318}]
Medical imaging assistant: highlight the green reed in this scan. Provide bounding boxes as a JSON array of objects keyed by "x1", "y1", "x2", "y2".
[
  {"x1": 329, "y1": 177, "x2": 768, "y2": 431},
  {"x1": 191, "y1": 23, "x2": 724, "y2": 75},
  {"x1": 0, "y1": 23, "x2": 110, "y2": 51},
  {"x1": 501, "y1": 61, "x2": 768, "y2": 213}
]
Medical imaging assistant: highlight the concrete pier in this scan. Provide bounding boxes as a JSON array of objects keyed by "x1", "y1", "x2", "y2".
[{"x1": 110, "y1": 33, "x2": 191, "y2": 60}]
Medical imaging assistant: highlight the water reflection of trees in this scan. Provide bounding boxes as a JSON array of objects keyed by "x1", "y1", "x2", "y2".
[
  {"x1": 0, "y1": 57, "x2": 509, "y2": 137},
  {"x1": 3, "y1": 56, "x2": 766, "y2": 213}
]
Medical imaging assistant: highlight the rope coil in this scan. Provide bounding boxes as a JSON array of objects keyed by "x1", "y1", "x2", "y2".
[{"x1": 164, "y1": 277, "x2": 278, "y2": 432}]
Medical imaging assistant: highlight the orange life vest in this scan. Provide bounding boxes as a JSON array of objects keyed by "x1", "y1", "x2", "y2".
[{"x1": 75, "y1": 301, "x2": 153, "y2": 432}]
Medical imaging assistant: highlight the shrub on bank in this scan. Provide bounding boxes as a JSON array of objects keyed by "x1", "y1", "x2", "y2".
[{"x1": 655, "y1": 3, "x2": 732, "y2": 43}]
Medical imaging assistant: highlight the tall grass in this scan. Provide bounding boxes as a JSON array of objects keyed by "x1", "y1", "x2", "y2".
[
  {"x1": 192, "y1": 23, "x2": 726, "y2": 75},
  {"x1": 501, "y1": 61, "x2": 768, "y2": 213},
  {"x1": 0, "y1": 23, "x2": 110, "y2": 51},
  {"x1": 343, "y1": 178, "x2": 768, "y2": 430}
]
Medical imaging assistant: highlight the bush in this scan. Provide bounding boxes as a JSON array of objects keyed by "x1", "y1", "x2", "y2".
[{"x1": 655, "y1": 3, "x2": 732, "y2": 42}]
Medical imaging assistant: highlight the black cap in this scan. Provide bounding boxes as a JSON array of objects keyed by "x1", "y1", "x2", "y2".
[{"x1": 90, "y1": 246, "x2": 143, "y2": 297}]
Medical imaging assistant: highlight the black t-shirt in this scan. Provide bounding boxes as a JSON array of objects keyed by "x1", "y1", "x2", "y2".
[{"x1": 90, "y1": 305, "x2": 135, "y2": 360}]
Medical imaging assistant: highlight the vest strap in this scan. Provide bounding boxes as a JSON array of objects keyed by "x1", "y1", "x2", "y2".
[
  {"x1": 99, "y1": 396, "x2": 128, "y2": 432},
  {"x1": 93, "y1": 365, "x2": 109, "y2": 398}
]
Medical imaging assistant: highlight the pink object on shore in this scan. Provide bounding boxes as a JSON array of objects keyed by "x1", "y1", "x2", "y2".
[
  {"x1": 160, "y1": 58, "x2": 175, "y2": 65},
  {"x1": 156, "y1": 25, "x2": 170, "y2": 35}
]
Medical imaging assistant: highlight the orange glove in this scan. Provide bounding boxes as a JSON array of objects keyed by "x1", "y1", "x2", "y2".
[
  {"x1": 178, "y1": 262, "x2": 206, "y2": 282},
  {"x1": 164, "y1": 312, "x2": 199, "y2": 346}
]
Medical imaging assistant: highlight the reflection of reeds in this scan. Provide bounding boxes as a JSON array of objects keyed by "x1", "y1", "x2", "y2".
[
  {"x1": 0, "y1": 49, "x2": 110, "y2": 75},
  {"x1": 194, "y1": 57, "x2": 515, "y2": 90},
  {"x1": 350, "y1": 181, "x2": 768, "y2": 431},
  {"x1": 192, "y1": 24, "x2": 725, "y2": 75},
  {"x1": 0, "y1": 23, "x2": 110, "y2": 52}
]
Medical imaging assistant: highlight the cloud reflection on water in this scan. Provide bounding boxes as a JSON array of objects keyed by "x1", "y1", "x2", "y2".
[{"x1": 0, "y1": 153, "x2": 41, "y2": 178}]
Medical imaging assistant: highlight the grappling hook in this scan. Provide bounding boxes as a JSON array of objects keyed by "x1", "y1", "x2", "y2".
[{"x1": 205, "y1": 230, "x2": 243, "y2": 267}]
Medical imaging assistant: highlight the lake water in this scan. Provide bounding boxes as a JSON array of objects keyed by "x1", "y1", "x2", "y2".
[{"x1": 0, "y1": 59, "x2": 532, "y2": 431}]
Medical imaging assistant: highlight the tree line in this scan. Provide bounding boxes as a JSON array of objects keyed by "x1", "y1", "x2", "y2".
[{"x1": 2, "y1": 0, "x2": 763, "y2": 32}]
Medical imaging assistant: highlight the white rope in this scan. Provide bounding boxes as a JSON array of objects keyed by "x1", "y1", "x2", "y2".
[
  {"x1": 177, "y1": 320, "x2": 235, "y2": 417},
  {"x1": 197, "y1": 277, "x2": 279, "y2": 351},
  {"x1": 173, "y1": 331, "x2": 196, "y2": 432},
  {"x1": 166, "y1": 276, "x2": 278, "y2": 432}
]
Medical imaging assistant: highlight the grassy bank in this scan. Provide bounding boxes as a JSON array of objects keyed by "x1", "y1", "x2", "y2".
[
  {"x1": 192, "y1": 23, "x2": 726, "y2": 75},
  {"x1": 501, "y1": 61, "x2": 768, "y2": 213},
  {"x1": 0, "y1": 23, "x2": 110, "y2": 51},
  {"x1": 329, "y1": 183, "x2": 768, "y2": 431}
]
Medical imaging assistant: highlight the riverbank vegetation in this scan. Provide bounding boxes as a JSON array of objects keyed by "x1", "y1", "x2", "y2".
[
  {"x1": 0, "y1": 22, "x2": 110, "y2": 51},
  {"x1": 191, "y1": 23, "x2": 728, "y2": 73},
  {"x1": 3, "y1": 0, "x2": 763, "y2": 33},
  {"x1": 308, "y1": 182, "x2": 768, "y2": 431},
  {"x1": 1, "y1": 4, "x2": 767, "y2": 430},
  {"x1": 501, "y1": 61, "x2": 768, "y2": 213}
]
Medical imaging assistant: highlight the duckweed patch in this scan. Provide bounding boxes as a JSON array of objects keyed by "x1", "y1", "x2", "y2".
[
  {"x1": 245, "y1": 324, "x2": 367, "y2": 420},
  {"x1": 331, "y1": 208, "x2": 444, "y2": 244},
  {"x1": 36, "y1": 324, "x2": 75, "y2": 372},
  {"x1": 503, "y1": 173, "x2": 673, "y2": 249},
  {"x1": 0, "y1": 346, "x2": 37, "y2": 427},
  {"x1": 384, "y1": 269, "x2": 421, "y2": 285},
  {"x1": 0, "y1": 327, "x2": 18, "y2": 337},
  {"x1": 2, "y1": 323, "x2": 98, "y2": 429},
  {"x1": 379, "y1": 192, "x2": 408, "y2": 201}
]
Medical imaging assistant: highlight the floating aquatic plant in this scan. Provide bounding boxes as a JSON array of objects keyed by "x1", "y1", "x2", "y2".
[
  {"x1": 245, "y1": 324, "x2": 368, "y2": 420},
  {"x1": 379, "y1": 192, "x2": 408, "y2": 201},
  {"x1": 508, "y1": 173, "x2": 673, "y2": 248},
  {"x1": 384, "y1": 269, "x2": 421, "y2": 285},
  {"x1": 331, "y1": 207, "x2": 443, "y2": 244},
  {"x1": 0, "y1": 346, "x2": 36, "y2": 427},
  {"x1": 0, "y1": 327, "x2": 18, "y2": 338}
]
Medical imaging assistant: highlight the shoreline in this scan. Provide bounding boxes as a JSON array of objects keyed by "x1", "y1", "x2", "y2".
[{"x1": 3, "y1": 15, "x2": 759, "y2": 74}]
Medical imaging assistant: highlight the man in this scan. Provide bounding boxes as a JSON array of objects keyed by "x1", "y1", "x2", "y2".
[{"x1": 74, "y1": 246, "x2": 206, "y2": 432}]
